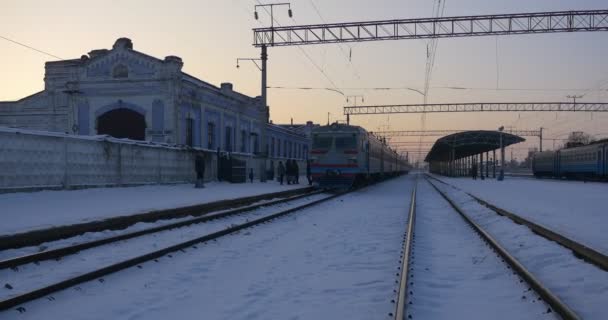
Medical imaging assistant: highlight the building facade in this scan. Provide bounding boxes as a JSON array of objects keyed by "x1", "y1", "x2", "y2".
[{"x1": 0, "y1": 38, "x2": 310, "y2": 162}]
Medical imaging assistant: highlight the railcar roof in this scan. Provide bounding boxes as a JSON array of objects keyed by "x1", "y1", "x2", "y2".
[
  {"x1": 312, "y1": 123, "x2": 366, "y2": 134},
  {"x1": 425, "y1": 130, "x2": 525, "y2": 162}
]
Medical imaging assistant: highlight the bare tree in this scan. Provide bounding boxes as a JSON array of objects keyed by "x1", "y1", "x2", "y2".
[{"x1": 564, "y1": 131, "x2": 595, "y2": 149}]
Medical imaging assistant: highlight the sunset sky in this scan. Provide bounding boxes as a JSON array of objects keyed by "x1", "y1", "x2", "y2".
[{"x1": 2, "y1": 0, "x2": 608, "y2": 161}]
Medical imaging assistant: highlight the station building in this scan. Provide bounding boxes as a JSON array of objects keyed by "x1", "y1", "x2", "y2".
[
  {"x1": 0, "y1": 38, "x2": 313, "y2": 190},
  {"x1": 0, "y1": 37, "x2": 311, "y2": 159}
]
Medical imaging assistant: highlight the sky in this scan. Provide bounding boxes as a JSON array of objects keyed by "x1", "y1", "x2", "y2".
[{"x1": 2, "y1": 0, "x2": 608, "y2": 162}]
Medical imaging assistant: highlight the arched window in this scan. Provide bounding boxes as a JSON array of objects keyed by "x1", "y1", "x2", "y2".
[{"x1": 112, "y1": 64, "x2": 129, "y2": 78}]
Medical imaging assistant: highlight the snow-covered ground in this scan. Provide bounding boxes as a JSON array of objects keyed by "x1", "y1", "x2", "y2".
[
  {"x1": 407, "y1": 179, "x2": 552, "y2": 319},
  {"x1": 0, "y1": 180, "x2": 308, "y2": 236},
  {"x1": 430, "y1": 178, "x2": 608, "y2": 319},
  {"x1": 433, "y1": 175, "x2": 608, "y2": 255},
  {"x1": 1, "y1": 193, "x2": 330, "y2": 302},
  {"x1": 1, "y1": 176, "x2": 415, "y2": 319}
]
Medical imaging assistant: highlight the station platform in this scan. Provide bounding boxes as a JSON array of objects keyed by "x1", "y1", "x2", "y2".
[
  {"x1": 431, "y1": 174, "x2": 608, "y2": 255},
  {"x1": 0, "y1": 179, "x2": 308, "y2": 237}
]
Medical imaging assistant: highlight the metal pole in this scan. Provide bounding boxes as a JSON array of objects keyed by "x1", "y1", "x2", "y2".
[
  {"x1": 493, "y1": 149, "x2": 496, "y2": 178},
  {"x1": 499, "y1": 132, "x2": 505, "y2": 181},
  {"x1": 260, "y1": 45, "x2": 268, "y2": 182},
  {"x1": 539, "y1": 127, "x2": 543, "y2": 152},
  {"x1": 480, "y1": 152, "x2": 485, "y2": 180},
  {"x1": 485, "y1": 151, "x2": 489, "y2": 178}
]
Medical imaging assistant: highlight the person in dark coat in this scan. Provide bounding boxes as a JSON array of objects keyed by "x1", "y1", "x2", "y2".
[
  {"x1": 293, "y1": 160, "x2": 300, "y2": 184},
  {"x1": 195, "y1": 154, "x2": 205, "y2": 188},
  {"x1": 471, "y1": 163, "x2": 478, "y2": 180},
  {"x1": 286, "y1": 160, "x2": 292, "y2": 185},
  {"x1": 249, "y1": 168, "x2": 254, "y2": 183},
  {"x1": 277, "y1": 161, "x2": 286, "y2": 185},
  {"x1": 306, "y1": 160, "x2": 312, "y2": 185}
]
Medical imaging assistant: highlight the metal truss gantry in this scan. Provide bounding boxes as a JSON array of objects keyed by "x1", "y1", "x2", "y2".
[
  {"x1": 375, "y1": 129, "x2": 541, "y2": 137},
  {"x1": 253, "y1": 10, "x2": 608, "y2": 46},
  {"x1": 344, "y1": 102, "x2": 608, "y2": 115}
]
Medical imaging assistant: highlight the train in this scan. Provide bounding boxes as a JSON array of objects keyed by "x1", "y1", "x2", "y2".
[
  {"x1": 532, "y1": 141, "x2": 608, "y2": 179},
  {"x1": 309, "y1": 123, "x2": 410, "y2": 188}
]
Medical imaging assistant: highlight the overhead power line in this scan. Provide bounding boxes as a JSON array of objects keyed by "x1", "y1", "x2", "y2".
[{"x1": 0, "y1": 35, "x2": 63, "y2": 60}]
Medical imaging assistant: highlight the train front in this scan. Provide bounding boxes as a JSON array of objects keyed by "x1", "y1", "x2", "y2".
[{"x1": 309, "y1": 125, "x2": 361, "y2": 188}]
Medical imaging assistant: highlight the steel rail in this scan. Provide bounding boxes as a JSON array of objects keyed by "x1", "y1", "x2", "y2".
[
  {"x1": 0, "y1": 191, "x2": 345, "y2": 311},
  {"x1": 427, "y1": 174, "x2": 608, "y2": 271},
  {"x1": 0, "y1": 190, "x2": 325, "y2": 270},
  {"x1": 470, "y1": 194, "x2": 608, "y2": 271},
  {"x1": 0, "y1": 187, "x2": 315, "y2": 250},
  {"x1": 393, "y1": 177, "x2": 417, "y2": 320},
  {"x1": 425, "y1": 176, "x2": 580, "y2": 320}
]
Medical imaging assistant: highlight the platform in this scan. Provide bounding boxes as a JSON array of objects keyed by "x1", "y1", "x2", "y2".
[{"x1": 0, "y1": 179, "x2": 308, "y2": 237}]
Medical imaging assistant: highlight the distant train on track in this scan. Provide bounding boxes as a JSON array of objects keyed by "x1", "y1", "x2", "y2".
[
  {"x1": 532, "y1": 141, "x2": 608, "y2": 180},
  {"x1": 309, "y1": 123, "x2": 410, "y2": 188}
]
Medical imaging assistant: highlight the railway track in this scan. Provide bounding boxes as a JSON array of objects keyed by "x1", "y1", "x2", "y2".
[
  {"x1": 0, "y1": 187, "x2": 315, "y2": 251},
  {"x1": 0, "y1": 189, "x2": 343, "y2": 312},
  {"x1": 392, "y1": 174, "x2": 580, "y2": 320},
  {"x1": 427, "y1": 174, "x2": 608, "y2": 271}
]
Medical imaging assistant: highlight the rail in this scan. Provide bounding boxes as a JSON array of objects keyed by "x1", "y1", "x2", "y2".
[
  {"x1": 393, "y1": 177, "x2": 417, "y2": 319},
  {"x1": 425, "y1": 175, "x2": 580, "y2": 320}
]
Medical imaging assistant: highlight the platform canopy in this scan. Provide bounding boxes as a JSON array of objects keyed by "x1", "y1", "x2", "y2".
[{"x1": 424, "y1": 130, "x2": 525, "y2": 162}]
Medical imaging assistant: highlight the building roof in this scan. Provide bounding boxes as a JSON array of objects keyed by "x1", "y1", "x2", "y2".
[{"x1": 424, "y1": 130, "x2": 525, "y2": 162}]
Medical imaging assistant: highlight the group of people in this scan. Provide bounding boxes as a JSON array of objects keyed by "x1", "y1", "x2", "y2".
[{"x1": 277, "y1": 159, "x2": 300, "y2": 185}]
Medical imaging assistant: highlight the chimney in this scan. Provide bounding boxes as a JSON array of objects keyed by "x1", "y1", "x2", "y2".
[
  {"x1": 220, "y1": 82, "x2": 233, "y2": 92},
  {"x1": 291, "y1": 118, "x2": 293, "y2": 125}
]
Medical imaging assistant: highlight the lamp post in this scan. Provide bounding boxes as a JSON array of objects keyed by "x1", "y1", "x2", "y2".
[
  {"x1": 253, "y1": 2, "x2": 293, "y2": 182},
  {"x1": 236, "y1": 58, "x2": 262, "y2": 71},
  {"x1": 498, "y1": 126, "x2": 505, "y2": 181}
]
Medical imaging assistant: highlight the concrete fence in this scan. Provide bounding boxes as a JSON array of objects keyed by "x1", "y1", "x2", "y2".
[{"x1": 0, "y1": 128, "x2": 306, "y2": 192}]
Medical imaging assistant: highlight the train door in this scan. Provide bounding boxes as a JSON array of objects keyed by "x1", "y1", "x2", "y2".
[
  {"x1": 554, "y1": 151, "x2": 560, "y2": 177},
  {"x1": 365, "y1": 141, "x2": 370, "y2": 175},
  {"x1": 597, "y1": 149, "x2": 603, "y2": 176},
  {"x1": 605, "y1": 147, "x2": 608, "y2": 178}
]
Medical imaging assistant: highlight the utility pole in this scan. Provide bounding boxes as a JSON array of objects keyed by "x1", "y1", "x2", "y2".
[
  {"x1": 567, "y1": 94, "x2": 584, "y2": 105},
  {"x1": 498, "y1": 126, "x2": 505, "y2": 181},
  {"x1": 253, "y1": 2, "x2": 292, "y2": 182},
  {"x1": 539, "y1": 127, "x2": 543, "y2": 152}
]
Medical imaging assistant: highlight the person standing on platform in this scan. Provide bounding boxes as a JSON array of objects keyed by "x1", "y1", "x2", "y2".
[
  {"x1": 286, "y1": 159, "x2": 293, "y2": 185},
  {"x1": 249, "y1": 168, "x2": 254, "y2": 183},
  {"x1": 277, "y1": 161, "x2": 285, "y2": 185},
  {"x1": 294, "y1": 160, "x2": 300, "y2": 184},
  {"x1": 306, "y1": 160, "x2": 312, "y2": 186},
  {"x1": 195, "y1": 153, "x2": 205, "y2": 188},
  {"x1": 471, "y1": 162, "x2": 478, "y2": 180}
]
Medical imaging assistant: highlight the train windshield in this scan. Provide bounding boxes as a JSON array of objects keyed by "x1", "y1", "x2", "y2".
[
  {"x1": 313, "y1": 135, "x2": 333, "y2": 149},
  {"x1": 335, "y1": 135, "x2": 357, "y2": 149}
]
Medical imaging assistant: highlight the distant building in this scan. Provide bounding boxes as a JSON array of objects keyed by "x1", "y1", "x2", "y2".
[{"x1": 0, "y1": 38, "x2": 312, "y2": 160}]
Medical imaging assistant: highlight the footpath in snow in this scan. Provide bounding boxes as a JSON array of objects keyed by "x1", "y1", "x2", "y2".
[
  {"x1": 1, "y1": 175, "x2": 414, "y2": 320},
  {"x1": 0, "y1": 180, "x2": 307, "y2": 236},
  {"x1": 433, "y1": 175, "x2": 608, "y2": 255}
]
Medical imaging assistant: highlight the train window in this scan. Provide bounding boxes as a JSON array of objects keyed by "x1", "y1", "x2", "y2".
[
  {"x1": 335, "y1": 135, "x2": 357, "y2": 149},
  {"x1": 313, "y1": 135, "x2": 333, "y2": 149}
]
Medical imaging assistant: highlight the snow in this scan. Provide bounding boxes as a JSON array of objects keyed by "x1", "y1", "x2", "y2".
[
  {"x1": 432, "y1": 175, "x2": 608, "y2": 255},
  {"x1": 430, "y1": 178, "x2": 608, "y2": 319},
  {"x1": 0, "y1": 181, "x2": 309, "y2": 236},
  {"x1": 407, "y1": 179, "x2": 553, "y2": 319},
  {"x1": 0, "y1": 176, "x2": 414, "y2": 320},
  {"x1": 0, "y1": 193, "x2": 330, "y2": 302}
]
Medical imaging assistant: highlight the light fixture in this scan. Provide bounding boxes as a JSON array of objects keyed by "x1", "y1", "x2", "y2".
[
  {"x1": 254, "y1": 11, "x2": 259, "y2": 20},
  {"x1": 288, "y1": 8, "x2": 293, "y2": 18}
]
